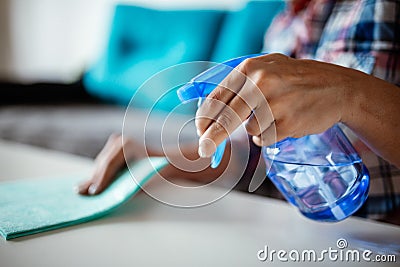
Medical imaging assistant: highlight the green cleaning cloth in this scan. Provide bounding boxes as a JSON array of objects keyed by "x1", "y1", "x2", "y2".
[{"x1": 0, "y1": 157, "x2": 168, "y2": 240}]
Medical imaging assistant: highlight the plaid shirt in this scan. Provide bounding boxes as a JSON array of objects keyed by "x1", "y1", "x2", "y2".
[{"x1": 262, "y1": 0, "x2": 400, "y2": 222}]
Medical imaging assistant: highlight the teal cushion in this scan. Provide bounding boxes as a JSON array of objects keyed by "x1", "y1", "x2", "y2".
[
  {"x1": 84, "y1": 5, "x2": 225, "y2": 110},
  {"x1": 211, "y1": 0, "x2": 285, "y2": 62}
]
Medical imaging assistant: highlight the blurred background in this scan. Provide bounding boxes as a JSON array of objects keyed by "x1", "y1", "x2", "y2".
[
  {"x1": 0, "y1": 0, "x2": 284, "y2": 158},
  {"x1": 0, "y1": 0, "x2": 249, "y2": 83}
]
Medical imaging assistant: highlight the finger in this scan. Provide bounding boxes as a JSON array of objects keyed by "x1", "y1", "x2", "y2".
[
  {"x1": 88, "y1": 161, "x2": 122, "y2": 195},
  {"x1": 76, "y1": 179, "x2": 93, "y2": 195},
  {"x1": 259, "y1": 53, "x2": 289, "y2": 62},
  {"x1": 252, "y1": 121, "x2": 277, "y2": 147},
  {"x1": 198, "y1": 80, "x2": 258, "y2": 158},
  {"x1": 245, "y1": 101, "x2": 275, "y2": 136},
  {"x1": 95, "y1": 133, "x2": 120, "y2": 163},
  {"x1": 196, "y1": 65, "x2": 247, "y2": 136},
  {"x1": 77, "y1": 135, "x2": 126, "y2": 195},
  {"x1": 76, "y1": 165, "x2": 117, "y2": 196}
]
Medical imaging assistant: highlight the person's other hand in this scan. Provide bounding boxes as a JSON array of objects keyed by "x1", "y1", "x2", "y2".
[
  {"x1": 76, "y1": 134, "x2": 145, "y2": 195},
  {"x1": 196, "y1": 53, "x2": 355, "y2": 158},
  {"x1": 76, "y1": 132, "x2": 232, "y2": 195}
]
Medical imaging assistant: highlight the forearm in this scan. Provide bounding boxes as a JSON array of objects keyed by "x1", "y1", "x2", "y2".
[{"x1": 341, "y1": 70, "x2": 400, "y2": 167}]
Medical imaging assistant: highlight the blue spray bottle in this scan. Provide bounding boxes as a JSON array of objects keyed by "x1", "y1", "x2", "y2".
[{"x1": 177, "y1": 54, "x2": 370, "y2": 222}]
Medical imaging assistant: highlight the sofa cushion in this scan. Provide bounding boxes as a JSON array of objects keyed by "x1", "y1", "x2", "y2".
[
  {"x1": 211, "y1": 0, "x2": 285, "y2": 62},
  {"x1": 84, "y1": 5, "x2": 225, "y2": 110}
]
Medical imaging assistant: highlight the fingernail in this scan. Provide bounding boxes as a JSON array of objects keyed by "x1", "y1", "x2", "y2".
[
  {"x1": 198, "y1": 145, "x2": 206, "y2": 158},
  {"x1": 73, "y1": 186, "x2": 80, "y2": 194},
  {"x1": 88, "y1": 184, "x2": 97, "y2": 195},
  {"x1": 198, "y1": 138, "x2": 216, "y2": 158}
]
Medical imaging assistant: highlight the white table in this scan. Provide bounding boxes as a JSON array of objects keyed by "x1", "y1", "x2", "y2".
[{"x1": 0, "y1": 140, "x2": 399, "y2": 267}]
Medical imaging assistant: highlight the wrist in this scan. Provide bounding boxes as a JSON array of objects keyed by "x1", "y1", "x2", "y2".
[{"x1": 338, "y1": 68, "x2": 369, "y2": 129}]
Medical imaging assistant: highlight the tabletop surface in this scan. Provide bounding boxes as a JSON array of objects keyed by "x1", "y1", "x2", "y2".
[{"x1": 0, "y1": 140, "x2": 399, "y2": 267}]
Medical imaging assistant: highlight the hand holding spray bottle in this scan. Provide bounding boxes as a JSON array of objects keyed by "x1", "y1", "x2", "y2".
[{"x1": 177, "y1": 54, "x2": 369, "y2": 222}]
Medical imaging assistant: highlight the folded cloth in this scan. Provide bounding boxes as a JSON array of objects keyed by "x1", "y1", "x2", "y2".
[{"x1": 0, "y1": 157, "x2": 168, "y2": 240}]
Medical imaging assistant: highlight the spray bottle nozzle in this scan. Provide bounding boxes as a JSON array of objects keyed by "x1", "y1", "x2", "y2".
[{"x1": 177, "y1": 53, "x2": 264, "y2": 168}]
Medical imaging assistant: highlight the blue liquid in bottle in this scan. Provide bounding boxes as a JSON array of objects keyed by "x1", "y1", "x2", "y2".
[{"x1": 263, "y1": 126, "x2": 370, "y2": 222}]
